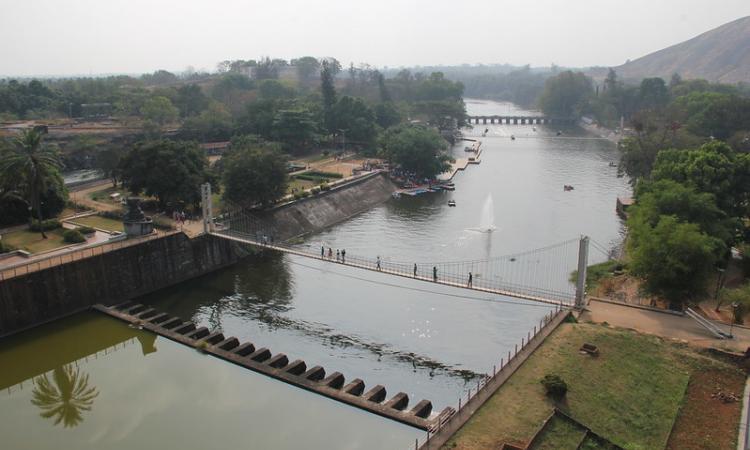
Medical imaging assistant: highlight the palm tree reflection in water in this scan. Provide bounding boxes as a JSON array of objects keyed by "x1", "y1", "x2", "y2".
[{"x1": 31, "y1": 364, "x2": 99, "y2": 428}]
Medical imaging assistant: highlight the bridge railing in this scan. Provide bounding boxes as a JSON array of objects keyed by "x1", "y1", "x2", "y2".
[{"x1": 213, "y1": 225, "x2": 576, "y2": 305}]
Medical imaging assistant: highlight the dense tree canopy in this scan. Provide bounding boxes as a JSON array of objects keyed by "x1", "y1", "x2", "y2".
[
  {"x1": 651, "y1": 141, "x2": 750, "y2": 217},
  {"x1": 538, "y1": 71, "x2": 593, "y2": 118},
  {"x1": 379, "y1": 125, "x2": 452, "y2": 179},
  {"x1": 222, "y1": 139, "x2": 287, "y2": 207},
  {"x1": 119, "y1": 140, "x2": 212, "y2": 208},
  {"x1": 629, "y1": 215, "x2": 723, "y2": 305}
]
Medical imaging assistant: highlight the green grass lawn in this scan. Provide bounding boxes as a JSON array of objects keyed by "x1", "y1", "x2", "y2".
[
  {"x1": 0, "y1": 228, "x2": 69, "y2": 253},
  {"x1": 287, "y1": 178, "x2": 316, "y2": 193},
  {"x1": 445, "y1": 322, "x2": 736, "y2": 450},
  {"x1": 68, "y1": 215, "x2": 123, "y2": 232}
]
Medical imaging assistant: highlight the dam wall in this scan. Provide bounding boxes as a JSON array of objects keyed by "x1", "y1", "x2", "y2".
[
  {"x1": 249, "y1": 172, "x2": 397, "y2": 241},
  {"x1": 0, "y1": 233, "x2": 251, "y2": 337}
]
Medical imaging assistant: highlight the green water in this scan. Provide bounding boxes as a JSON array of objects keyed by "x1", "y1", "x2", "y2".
[{"x1": 0, "y1": 313, "x2": 419, "y2": 450}]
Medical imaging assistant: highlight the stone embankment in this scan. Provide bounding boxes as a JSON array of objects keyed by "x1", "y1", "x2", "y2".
[
  {"x1": 95, "y1": 302, "x2": 452, "y2": 430},
  {"x1": 0, "y1": 233, "x2": 251, "y2": 337},
  {"x1": 249, "y1": 172, "x2": 396, "y2": 241}
]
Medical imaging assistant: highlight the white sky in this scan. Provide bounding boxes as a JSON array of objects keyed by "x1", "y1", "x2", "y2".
[{"x1": 1, "y1": 0, "x2": 749, "y2": 77}]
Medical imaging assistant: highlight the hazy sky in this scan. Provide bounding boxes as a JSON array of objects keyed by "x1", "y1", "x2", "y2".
[{"x1": 1, "y1": 0, "x2": 749, "y2": 77}]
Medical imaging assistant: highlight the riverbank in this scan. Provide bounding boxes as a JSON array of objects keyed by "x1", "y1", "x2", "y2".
[{"x1": 445, "y1": 320, "x2": 746, "y2": 450}]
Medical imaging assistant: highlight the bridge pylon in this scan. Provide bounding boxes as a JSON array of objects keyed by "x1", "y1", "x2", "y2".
[
  {"x1": 574, "y1": 236, "x2": 589, "y2": 310},
  {"x1": 201, "y1": 183, "x2": 214, "y2": 234}
]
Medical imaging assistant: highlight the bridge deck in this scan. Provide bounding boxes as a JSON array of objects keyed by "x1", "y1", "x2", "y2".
[{"x1": 212, "y1": 231, "x2": 572, "y2": 307}]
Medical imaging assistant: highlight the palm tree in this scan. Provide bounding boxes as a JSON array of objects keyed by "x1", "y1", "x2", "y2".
[
  {"x1": 31, "y1": 364, "x2": 99, "y2": 428},
  {"x1": 0, "y1": 129, "x2": 62, "y2": 238}
]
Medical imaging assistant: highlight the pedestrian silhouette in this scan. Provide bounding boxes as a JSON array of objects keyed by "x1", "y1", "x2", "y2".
[{"x1": 433, "y1": 266, "x2": 438, "y2": 282}]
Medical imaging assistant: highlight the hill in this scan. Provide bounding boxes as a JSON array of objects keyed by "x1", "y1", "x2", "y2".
[{"x1": 613, "y1": 16, "x2": 750, "y2": 83}]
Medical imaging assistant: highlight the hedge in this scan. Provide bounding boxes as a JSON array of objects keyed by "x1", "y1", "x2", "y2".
[{"x1": 62, "y1": 229, "x2": 86, "y2": 244}]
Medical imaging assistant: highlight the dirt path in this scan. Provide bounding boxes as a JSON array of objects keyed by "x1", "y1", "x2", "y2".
[{"x1": 583, "y1": 299, "x2": 750, "y2": 351}]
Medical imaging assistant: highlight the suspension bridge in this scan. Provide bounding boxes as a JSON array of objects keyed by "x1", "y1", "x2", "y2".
[{"x1": 200, "y1": 184, "x2": 592, "y2": 309}]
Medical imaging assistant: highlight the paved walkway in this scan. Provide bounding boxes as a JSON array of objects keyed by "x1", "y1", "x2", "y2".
[{"x1": 584, "y1": 299, "x2": 750, "y2": 351}]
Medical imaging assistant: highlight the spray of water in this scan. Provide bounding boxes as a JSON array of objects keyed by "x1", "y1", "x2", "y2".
[{"x1": 478, "y1": 194, "x2": 496, "y2": 233}]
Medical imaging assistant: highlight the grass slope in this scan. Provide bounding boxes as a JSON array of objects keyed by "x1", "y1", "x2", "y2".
[{"x1": 446, "y1": 322, "x2": 740, "y2": 450}]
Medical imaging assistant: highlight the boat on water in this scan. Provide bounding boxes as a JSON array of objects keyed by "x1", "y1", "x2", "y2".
[
  {"x1": 464, "y1": 146, "x2": 474, "y2": 152},
  {"x1": 532, "y1": 126, "x2": 537, "y2": 132},
  {"x1": 556, "y1": 130, "x2": 563, "y2": 136},
  {"x1": 510, "y1": 135, "x2": 516, "y2": 141},
  {"x1": 448, "y1": 200, "x2": 456, "y2": 207},
  {"x1": 608, "y1": 162, "x2": 617, "y2": 167},
  {"x1": 563, "y1": 185, "x2": 574, "y2": 191},
  {"x1": 442, "y1": 185, "x2": 455, "y2": 191}
]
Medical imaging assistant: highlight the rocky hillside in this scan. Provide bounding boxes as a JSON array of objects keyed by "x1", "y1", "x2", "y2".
[{"x1": 614, "y1": 16, "x2": 750, "y2": 83}]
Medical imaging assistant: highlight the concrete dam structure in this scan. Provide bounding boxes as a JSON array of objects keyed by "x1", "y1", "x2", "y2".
[
  {"x1": 0, "y1": 233, "x2": 252, "y2": 337},
  {"x1": 95, "y1": 302, "x2": 452, "y2": 430}
]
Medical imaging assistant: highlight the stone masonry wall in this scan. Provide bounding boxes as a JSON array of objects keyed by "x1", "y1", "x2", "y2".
[{"x1": 0, "y1": 233, "x2": 250, "y2": 337}]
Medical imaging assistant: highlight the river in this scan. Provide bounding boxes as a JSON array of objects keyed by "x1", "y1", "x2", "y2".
[
  {"x1": 139, "y1": 99, "x2": 630, "y2": 409},
  {"x1": 0, "y1": 99, "x2": 631, "y2": 449}
]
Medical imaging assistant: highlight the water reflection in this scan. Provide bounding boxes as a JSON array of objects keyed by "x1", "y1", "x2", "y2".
[{"x1": 31, "y1": 365, "x2": 99, "y2": 428}]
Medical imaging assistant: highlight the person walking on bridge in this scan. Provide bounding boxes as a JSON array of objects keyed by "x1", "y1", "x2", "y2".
[
  {"x1": 467, "y1": 272, "x2": 473, "y2": 287},
  {"x1": 433, "y1": 266, "x2": 438, "y2": 282},
  {"x1": 328, "y1": 247, "x2": 333, "y2": 259},
  {"x1": 413, "y1": 263, "x2": 417, "y2": 277},
  {"x1": 336, "y1": 249, "x2": 340, "y2": 262},
  {"x1": 376, "y1": 256, "x2": 381, "y2": 271},
  {"x1": 321, "y1": 246, "x2": 325, "y2": 259},
  {"x1": 341, "y1": 249, "x2": 346, "y2": 263}
]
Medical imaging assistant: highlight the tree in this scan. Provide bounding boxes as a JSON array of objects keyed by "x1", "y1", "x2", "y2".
[
  {"x1": 292, "y1": 56, "x2": 321, "y2": 82},
  {"x1": 258, "y1": 79, "x2": 296, "y2": 100},
  {"x1": 141, "y1": 96, "x2": 178, "y2": 126},
  {"x1": 320, "y1": 60, "x2": 338, "y2": 134},
  {"x1": 375, "y1": 102, "x2": 402, "y2": 129},
  {"x1": 222, "y1": 143, "x2": 288, "y2": 207},
  {"x1": 175, "y1": 84, "x2": 209, "y2": 117},
  {"x1": 331, "y1": 96, "x2": 377, "y2": 146},
  {"x1": 538, "y1": 71, "x2": 593, "y2": 118},
  {"x1": 628, "y1": 215, "x2": 722, "y2": 306},
  {"x1": 95, "y1": 147, "x2": 123, "y2": 187},
  {"x1": 272, "y1": 108, "x2": 318, "y2": 153},
  {"x1": 379, "y1": 125, "x2": 453, "y2": 179},
  {"x1": 631, "y1": 179, "x2": 736, "y2": 245},
  {"x1": 179, "y1": 103, "x2": 234, "y2": 141},
  {"x1": 237, "y1": 100, "x2": 279, "y2": 139},
  {"x1": 651, "y1": 141, "x2": 750, "y2": 217},
  {"x1": 0, "y1": 129, "x2": 64, "y2": 237},
  {"x1": 119, "y1": 140, "x2": 212, "y2": 208},
  {"x1": 639, "y1": 78, "x2": 669, "y2": 110}
]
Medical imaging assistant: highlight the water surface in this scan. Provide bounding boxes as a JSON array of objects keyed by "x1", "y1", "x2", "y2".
[{"x1": 0, "y1": 313, "x2": 419, "y2": 450}]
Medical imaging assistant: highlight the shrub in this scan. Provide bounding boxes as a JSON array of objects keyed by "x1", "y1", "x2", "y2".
[
  {"x1": 62, "y1": 229, "x2": 86, "y2": 244},
  {"x1": 311, "y1": 187, "x2": 321, "y2": 194},
  {"x1": 0, "y1": 240, "x2": 11, "y2": 254},
  {"x1": 540, "y1": 374, "x2": 568, "y2": 398},
  {"x1": 29, "y1": 219, "x2": 62, "y2": 232},
  {"x1": 306, "y1": 170, "x2": 343, "y2": 179},
  {"x1": 77, "y1": 226, "x2": 96, "y2": 235},
  {"x1": 300, "y1": 191, "x2": 311, "y2": 198},
  {"x1": 320, "y1": 182, "x2": 331, "y2": 191},
  {"x1": 293, "y1": 192, "x2": 303, "y2": 200}
]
